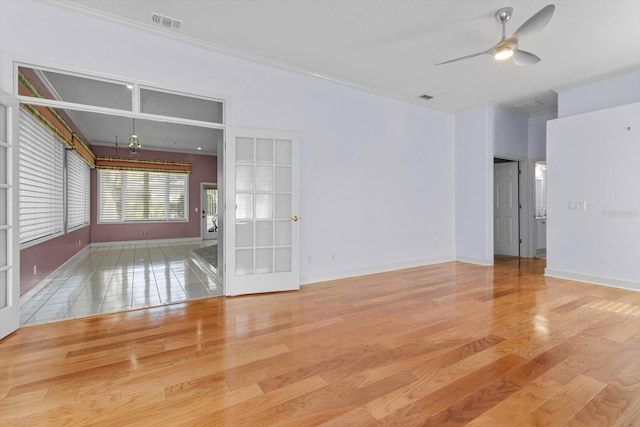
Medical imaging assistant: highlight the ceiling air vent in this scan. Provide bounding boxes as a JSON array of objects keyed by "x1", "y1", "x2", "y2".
[
  {"x1": 514, "y1": 100, "x2": 544, "y2": 114},
  {"x1": 419, "y1": 94, "x2": 434, "y2": 100},
  {"x1": 151, "y1": 12, "x2": 182, "y2": 31}
]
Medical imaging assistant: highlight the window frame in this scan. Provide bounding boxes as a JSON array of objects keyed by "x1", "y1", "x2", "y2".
[{"x1": 97, "y1": 169, "x2": 189, "y2": 224}]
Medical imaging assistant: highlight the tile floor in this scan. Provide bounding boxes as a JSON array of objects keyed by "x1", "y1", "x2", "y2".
[{"x1": 20, "y1": 240, "x2": 221, "y2": 326}]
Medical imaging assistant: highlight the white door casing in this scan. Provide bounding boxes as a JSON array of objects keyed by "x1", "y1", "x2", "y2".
[
  {"x1": 494, "y1": 162, "x2": 520, "y2": 256},
  {"x1": 224, "y1": 128, "x2": 300, "y2": 296},
  {"x1": 0, "y1": 91, "x2": 19, "y2": 340}
]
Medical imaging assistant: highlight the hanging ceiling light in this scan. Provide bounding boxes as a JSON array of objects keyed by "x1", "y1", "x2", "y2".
[{"x1": 128, "y1": 118, "x2": 141, "y2": 156}]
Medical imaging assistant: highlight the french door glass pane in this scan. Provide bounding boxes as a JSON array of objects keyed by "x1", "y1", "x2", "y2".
[
  {"x1": 0, "y1": 270, "x2": 6, "y2": 309},
  {"x1": 275, "y1": 167, "x2": 291, "y2": 192},
  {"x1": 236, "y1": 137, "x2": 254, "y2": 162},
  {"x1": 236, "y1": 194, "x2": 253, "y2": 219},
  {"x1": 236, "y1": 165, "x2": 254, "y2": 191},
  {"x1": 236, "y1": 222, "x2": 253, "y2": 247},
  {"x1": 256, "y1": 248, "x2": 273, "y2": 274},
  {"x1": 275, "y1": 220, "x2": 291, "y2": 246},
  {"x1": 256, "y1": 166, "x2": 273, "y2": 191},
  {"x1": 256, "y1": 221, "x2": 273, "y2": 246},
  {"x1": 0, "y1": 104, "x2": 6, "y2": 141},
  {"x1": 0, "y1": 188, "x2": 6, "y2": 225},
  {"x1": 275, "y1": 247, "x2": 292, "y2": 272},
  {"x1": 0, "y1": 107, "x2": 5, "y2": 185},
  {"x1": 236, "y1": 249, "x2": 253, "y2": 275},
  {"x1": 255, "y1": 194, "x2": 273, "y2": 219},
  {"x1": 275, "y1": 139, "x2": 292, "y2": 165},
  {"x1": 0, "y1": 230, "x2": 6, "y2": 265},
  {"x1": 275, "y1": 194, "x2": 291, "y2": 218},
  {"x1": 256, "y1": 138, "x2": 273, "y2": 163}
]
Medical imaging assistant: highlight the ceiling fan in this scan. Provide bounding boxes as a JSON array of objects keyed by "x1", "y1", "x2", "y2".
[{"x1": 436, "y1": 4, "x2": 555, "y2": 66}]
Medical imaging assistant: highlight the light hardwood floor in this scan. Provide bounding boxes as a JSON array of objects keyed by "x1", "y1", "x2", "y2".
[{"x1": 2, "y1": 258, "x2": 640, "y2": 426}]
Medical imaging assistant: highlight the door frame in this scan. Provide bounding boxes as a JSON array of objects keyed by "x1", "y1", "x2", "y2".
[
  {"x1": 200, "y1": 182, "x2": 219, "y2": 240},
  {"x1": 491, "y1": 155, "x2": 535, "y2": 258},
  {"x1": 0, "y1": 55, "x2": 232, "y2": 331}
]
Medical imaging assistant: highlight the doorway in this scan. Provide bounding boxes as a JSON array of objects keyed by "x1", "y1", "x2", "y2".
[
  {"x1": 494, "y1": 158, "x2": 520, "y2": 257},
  {"x1": 201, "y1": 183, "x2": 218, "y2": 240},
  {"x1": 534, "y1": 161, "x2": 547, "y2": 259},
  {"x1": 10, "y1": 63, "x2": 226, "y2": 330}
]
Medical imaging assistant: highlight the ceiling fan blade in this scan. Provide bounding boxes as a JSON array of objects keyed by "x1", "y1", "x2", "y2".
[
  {"x1": 435, "y1": 51, "x2": 489, "y2": 65},
  {"x1": 513, "y1": 4, "x2": 555, "y2": 38},
  {"x1": 512, "y1": 49, "x2": 541, "y2": 66}
]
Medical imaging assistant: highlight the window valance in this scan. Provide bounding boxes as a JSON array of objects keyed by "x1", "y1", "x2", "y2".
[{"x1": 95, "y1": 157, "x2": 191, "y2": 174}]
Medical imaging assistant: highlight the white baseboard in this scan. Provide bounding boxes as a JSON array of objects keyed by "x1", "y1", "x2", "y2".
[
  {"x1": 91, "y1": 237, "x2": 202, "y2": 247},
  {"x1": 455, "y1": 255, "x2": 494, "y2": 266},
  {"x1": 300, "y1": 256, "x2": 456, "y2": 286},
  {"x1": 545, "y1": 268, "x2": 640, "y2": 292}
]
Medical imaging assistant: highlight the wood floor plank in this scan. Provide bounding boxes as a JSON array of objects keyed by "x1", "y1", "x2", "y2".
[
  {"x1": 518, "y1": 374, "x2": 606, "y2": 426},
  {"x1": 3, "y1": 258, "x2": 640, "y2": 425},
  {"x1": 465, "y1": 375, "x2": 563, "y2": 426}
]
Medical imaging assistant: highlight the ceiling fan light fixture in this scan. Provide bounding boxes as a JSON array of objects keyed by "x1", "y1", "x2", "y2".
[{"x1": 494, "y1": 47, "x2": 514, "y2": 61}]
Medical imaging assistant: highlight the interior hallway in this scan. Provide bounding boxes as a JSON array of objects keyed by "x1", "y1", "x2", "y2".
[{"x1": 20, "y1": 240, "x2": 220, "y2": 326}]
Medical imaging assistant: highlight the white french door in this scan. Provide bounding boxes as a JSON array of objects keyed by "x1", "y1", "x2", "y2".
[
  {"x1": 494, "y1": 161, "x2": 520, "y2": 256},
  {"x1": 0, "y1": 91, "x2": 19, "y2": 340},
  {"x1": 224, "y1": 128, "x2": 300, "y2": 296}
]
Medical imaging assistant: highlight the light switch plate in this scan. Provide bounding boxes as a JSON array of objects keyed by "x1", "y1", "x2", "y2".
[{"x1": 569, "y1": 201, "x2": 586, "y2": 210}]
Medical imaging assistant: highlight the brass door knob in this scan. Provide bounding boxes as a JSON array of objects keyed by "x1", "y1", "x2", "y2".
[{"x1": 290, "y1": 215, "x2": 300, "y2": 222}]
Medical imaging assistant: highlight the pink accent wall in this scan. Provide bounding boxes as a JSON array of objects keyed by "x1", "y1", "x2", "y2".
[
  {"x1": 90, "y1": 146, "x2": 217, "y2": 243},
  {"x1": 20, "y1": 226, "x2": 91, "y2": 295}
]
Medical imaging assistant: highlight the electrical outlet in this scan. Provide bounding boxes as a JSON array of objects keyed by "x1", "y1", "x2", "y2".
[
  {"x1": 307, "y1": 256, "x2": 312, "y2": 264},
  {"x1": 569, "y1": 201, "x2": 586, "y2": 210},
  {"x1": 331, "y1": 253, "x2": 336, "y2": 261}
]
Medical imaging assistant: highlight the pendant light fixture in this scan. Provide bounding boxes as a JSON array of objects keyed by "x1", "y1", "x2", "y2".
[{"x1": 128, "y1": 118, "x2": 141, "y2": 156}]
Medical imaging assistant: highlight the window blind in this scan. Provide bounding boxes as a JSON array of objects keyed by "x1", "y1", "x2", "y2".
[
  {"x1": 66, "y1": 150, "x2": 90, "y2": 230},
  {"x1": 19, "y1": 110, "x2": 64, "y2": 245},
  {"x1": 99, "y1": 170, "x2": 188, "y2": 222}
]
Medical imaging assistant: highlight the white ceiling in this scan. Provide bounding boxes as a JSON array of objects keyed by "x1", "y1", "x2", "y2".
[{"x1": 55, "y1": 0, "x2": 640, "y2": 117}]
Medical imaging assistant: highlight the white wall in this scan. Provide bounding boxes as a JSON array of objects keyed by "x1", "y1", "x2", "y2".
[
  {"x1": 528, "y1": 112, "x2": 557, "y2": 160},
  {"x1": 546, "y1": 101, "x2": 640, "y2": 289},
  {"x1": 455, "y1": 106, "x2": 492, "y2": 265},
  {"x1": 0, "y1": 0, "x2": 455, "y2": 284},
  {"x1": 490, "y1": 107, "x2": 528, "y2": 160},
  {"x1": 558, "y1": 70, "x2": 640, "y2": 118}
]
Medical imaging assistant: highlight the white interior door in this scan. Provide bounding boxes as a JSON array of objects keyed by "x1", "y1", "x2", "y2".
[
  {"x1": 0, "y1": 91, "x2": 19, "y2": 340},
  {"x1": 201, "y1": 184, "x2": 218, "y2": 240},
  {"x1": 224, "y1": 128, "x2": 300, "y2": 296},
  {"x1": 494, "y1": 161, "x2": 520, "y2": 256}
]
